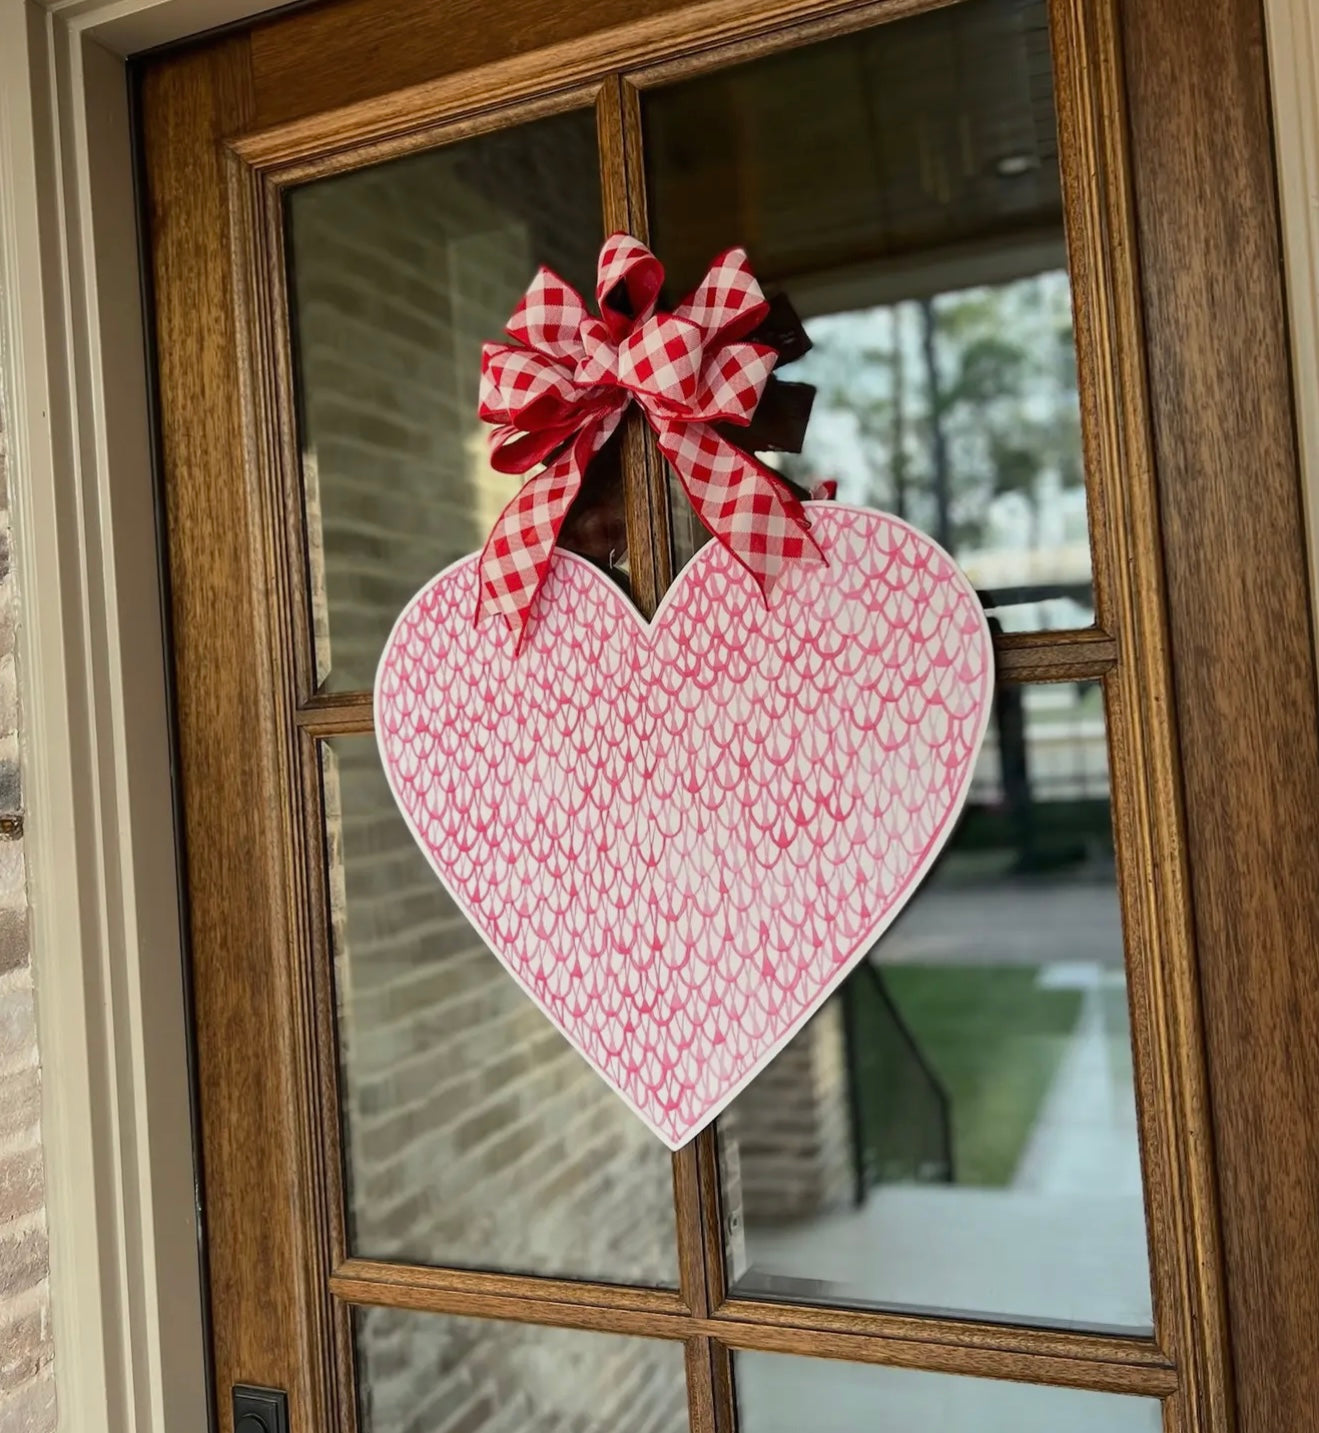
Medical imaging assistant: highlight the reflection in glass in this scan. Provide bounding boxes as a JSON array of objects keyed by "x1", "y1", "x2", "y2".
[
  {"x1": 645, "y1": 0, "x2": 1092, "y2": 629},
  {"x1": 323, "y1": 736, "x2": 679, "y2": 1285},
  {"x1": 735, "y1": 1349, "x2": 1162, "y2": 1433},
  {"x1": 287, "y1": 108, "x2": 620, "y2": 692},
  {"x1": 719, "y1": 684, "x2": 1153, "y2": 1333},
  {"x1": 355, "y1": 1309, "x2": 688, "y2": 1433}
]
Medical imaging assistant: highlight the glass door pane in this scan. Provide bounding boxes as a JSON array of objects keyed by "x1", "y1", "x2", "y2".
[
  {"x1": 717, "y1": 685, "x2": 1153, "y2": 1332},
  {"x1": 355, "y1": 1310, "x2": 689, "y2": 1432},
  {"x1": 287, "y1": 106, "x2": 615, "y2": 693},
  {"x1": 735, "y1": 1349, "x2": 1161, "y2": 1433},
  {"x1": 641, "y1": 0, "x2": 1150, "y2": 1337},
  {"x1": 643, "y1": 0, "x2": 1092, "y2": 631}
]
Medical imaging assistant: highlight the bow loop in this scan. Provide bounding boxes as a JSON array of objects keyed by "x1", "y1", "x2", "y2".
[
  {"x1": 688, "y1": 341, "x2": 777, "y2": 426},
  {"x1": 673, "y1": 247, "x2": 769, "y2": 346},
  {"x1": 480, "y1": 342, "x2": 611, "y2": 475},
  {"x1": 505, "y1": 267, "x2": 591, "y2": 362},
  {"x1": 479, "y1": 342, "x2": 580, "y2": 425},
  {"x1": 477, "y1": 235, "x2": 823, "y2": 646},
  {"x1": 596, "y1": 233, "x2": 664, "y2": 342}
]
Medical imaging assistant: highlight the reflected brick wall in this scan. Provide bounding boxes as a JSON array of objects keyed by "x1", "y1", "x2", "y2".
[
  {"x1": 723, "y1": 1004, "x2": 855, "y2": 1228},
  {"x1": 356, "y1": 1309, "x2": 688, "y2": 1433}
]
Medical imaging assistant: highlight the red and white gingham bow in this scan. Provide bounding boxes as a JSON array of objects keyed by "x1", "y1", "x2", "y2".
[{"x1": 476, "y1": 233, "x2": 824, "y2": 643}]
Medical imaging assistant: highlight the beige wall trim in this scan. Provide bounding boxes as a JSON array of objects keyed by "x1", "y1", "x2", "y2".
[
  {"x1": 0, "y1": 0, "x2": 1316, "y2": 1429},
  {"x1": 1266, "y1": 0, "x2": 1319, "y2": 620}
]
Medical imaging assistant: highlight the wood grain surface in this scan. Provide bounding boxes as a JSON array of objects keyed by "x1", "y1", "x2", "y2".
[
  {"x1": 140, "y1": 34, "x2": 328, "y2": 1431},
  {"x1": 1120, "y1": 2, "x2": 1319, "y2": 1430}
]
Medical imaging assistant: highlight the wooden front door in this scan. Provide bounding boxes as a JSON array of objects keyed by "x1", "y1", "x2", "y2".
[{"x1": 137, "y1": 1, "x2": 1319, "y2": 1430}]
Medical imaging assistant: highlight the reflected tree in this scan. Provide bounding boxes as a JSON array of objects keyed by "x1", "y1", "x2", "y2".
[{"x1": 784, "y1": 272, "x2": 1084, "y2": 562}]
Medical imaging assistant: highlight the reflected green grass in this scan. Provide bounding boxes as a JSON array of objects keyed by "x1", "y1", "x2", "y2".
[{"x1": 884, "y1": 965, "x2": 1082, "y2": 1186}]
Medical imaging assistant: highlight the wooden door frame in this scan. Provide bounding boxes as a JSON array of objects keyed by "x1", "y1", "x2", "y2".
[{"x1": 0, "y1": 0, "x2": 1316, "y2": 1431}]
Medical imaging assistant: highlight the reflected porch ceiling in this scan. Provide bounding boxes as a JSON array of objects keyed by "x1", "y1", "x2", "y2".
[
  {"x1": 646, "y1": 0, "x2": 1065, "y2": 310},
  {"x1": 448, "y1": 0, "x2": 1066, "y2": 315}
]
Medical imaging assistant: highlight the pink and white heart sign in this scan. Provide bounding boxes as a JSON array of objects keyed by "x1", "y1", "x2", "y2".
[{"x1": 375, "y1": 504, "x2": 993, "y2": 1148}]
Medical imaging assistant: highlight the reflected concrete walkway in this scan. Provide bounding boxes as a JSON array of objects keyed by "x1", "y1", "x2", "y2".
[
  {"x1": 877, "y1": 876, "x2": 1125, "y2": 967},
  {"x1": 1014, "y1": 969, "x2": 1142, "y2": 1198},
  {"x1": 737, "y1": 967, "x2": 1153, "y2": 1428}
]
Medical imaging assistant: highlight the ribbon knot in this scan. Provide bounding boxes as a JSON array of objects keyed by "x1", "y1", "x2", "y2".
[{"x1": 477, "y1": 233, "x2": 824, "y2": 644}]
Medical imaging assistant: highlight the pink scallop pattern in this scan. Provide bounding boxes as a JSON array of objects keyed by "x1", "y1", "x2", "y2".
[{"x1": 374, "y1": 504, "x2": 994, "y2": 1148}]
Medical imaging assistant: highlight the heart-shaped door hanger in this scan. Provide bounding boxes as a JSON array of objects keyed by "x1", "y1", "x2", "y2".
[{"x1": 376, "y1": 503, "x2": 993, "y2": 1149}]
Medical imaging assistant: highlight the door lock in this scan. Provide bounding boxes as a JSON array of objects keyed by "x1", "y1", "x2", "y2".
[{"x1": 232, "y1": 1385, "x2": 289, "y2": 1433}]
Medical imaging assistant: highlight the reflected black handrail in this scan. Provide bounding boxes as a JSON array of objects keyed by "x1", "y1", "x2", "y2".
[{"x1": 841, "y1": 961, "x2": 955, "y2": 1200}]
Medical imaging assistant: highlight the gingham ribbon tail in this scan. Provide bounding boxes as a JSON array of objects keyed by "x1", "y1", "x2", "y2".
[{"x1": 476, "y1": 233, "x2": 825, "y2": 644}]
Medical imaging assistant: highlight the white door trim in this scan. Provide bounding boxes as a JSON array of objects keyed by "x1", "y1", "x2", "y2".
[{"x1": 0, "y1": 0, "x2": 1315, "y2": 1429}]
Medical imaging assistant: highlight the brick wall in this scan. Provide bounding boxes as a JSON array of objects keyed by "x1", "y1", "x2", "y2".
[{"x1": 0, "y1": 361, "x2": 55, "y2": 1430}]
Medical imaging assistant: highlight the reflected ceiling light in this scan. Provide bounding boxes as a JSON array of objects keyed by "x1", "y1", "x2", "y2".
[{"x1": 995, "y1": 153, "x2": 1040, "y2": 177}]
